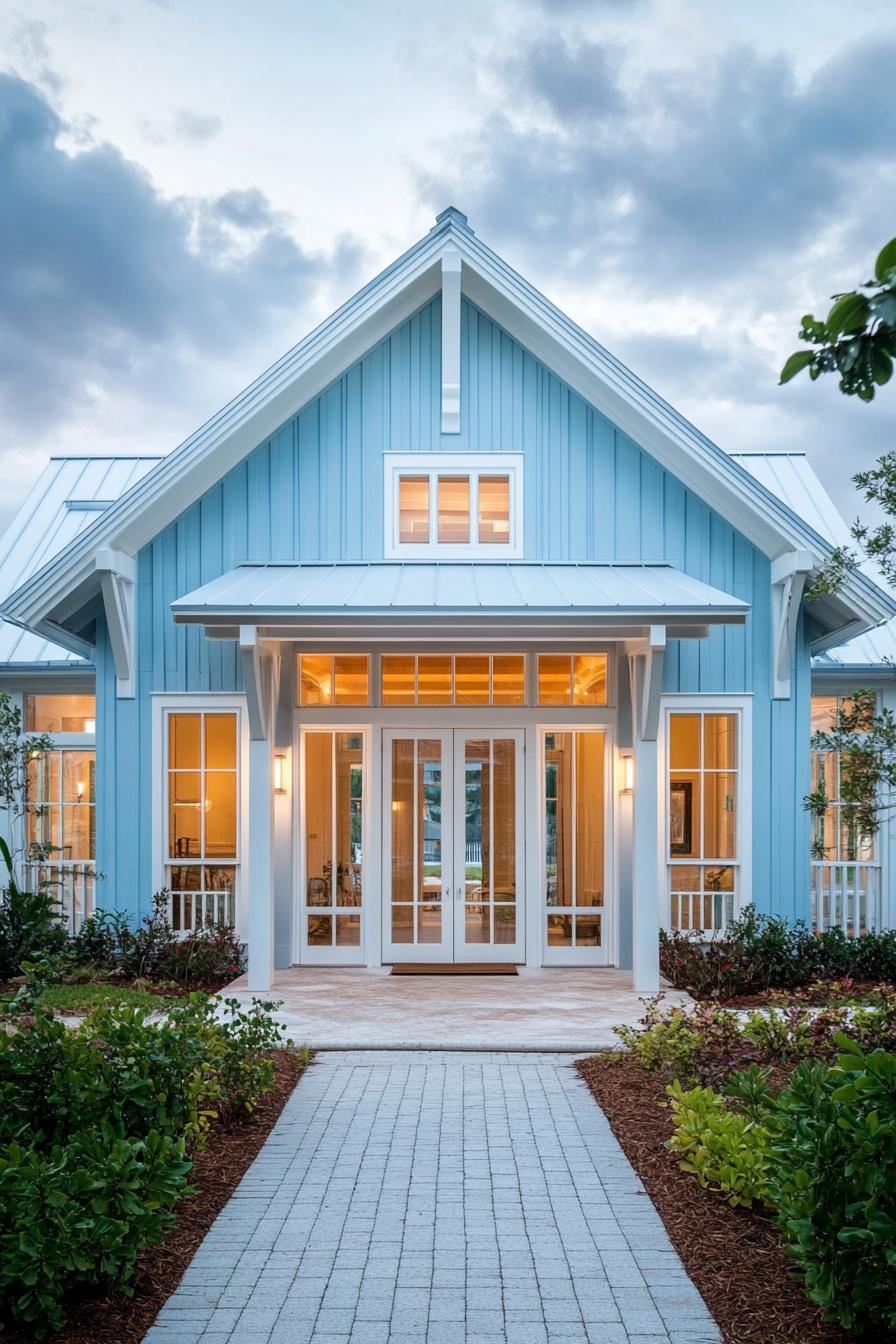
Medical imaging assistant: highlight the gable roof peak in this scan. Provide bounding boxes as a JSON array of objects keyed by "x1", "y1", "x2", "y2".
[{"x1": 432, "y1": 206, "x2": 473, "y2": 234}]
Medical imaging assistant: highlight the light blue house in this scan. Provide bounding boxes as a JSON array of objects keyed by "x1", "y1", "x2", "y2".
[{"x1": 2, "y1": 209, "x2": 894, "y2": 993}]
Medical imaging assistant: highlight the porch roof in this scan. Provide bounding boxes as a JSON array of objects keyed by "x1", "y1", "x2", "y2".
[{"x1": 172, "y1": 561, "x2": 748, "y2": 643}]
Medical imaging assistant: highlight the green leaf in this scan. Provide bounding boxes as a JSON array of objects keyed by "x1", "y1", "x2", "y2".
[
  {"x1": 827, "y1": 291, "x2": 872, "y2": 337},
  {"x1": 874, "y1": 237, "x2": 896, "y2": 283},
  {"x1": 780, "y1": 350, "x2": 815, "y2": 384}
]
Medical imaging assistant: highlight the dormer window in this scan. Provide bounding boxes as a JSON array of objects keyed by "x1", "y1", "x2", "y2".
[{"x1": 385, "y1": 453, "x2": 523, "y2": 558}]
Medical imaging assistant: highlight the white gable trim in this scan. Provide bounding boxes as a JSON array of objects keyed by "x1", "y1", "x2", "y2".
[{"x1": 3, "y1": 209, "x2": 894, "y2": 645}]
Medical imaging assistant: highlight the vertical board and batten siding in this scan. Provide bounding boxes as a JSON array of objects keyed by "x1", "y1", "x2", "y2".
[{"x1": 95, "y1": 294, "x2": 810, "y2": 923}]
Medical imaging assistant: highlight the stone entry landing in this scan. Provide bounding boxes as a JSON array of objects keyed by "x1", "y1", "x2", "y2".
[{"x1": 222, "y1": 968, "x2": 691, "y2": 1050}]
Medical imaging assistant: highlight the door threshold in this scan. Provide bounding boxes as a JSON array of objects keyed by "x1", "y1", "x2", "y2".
[{"x1": 390, "y1": 963, "x2": 519, "y2": 976}]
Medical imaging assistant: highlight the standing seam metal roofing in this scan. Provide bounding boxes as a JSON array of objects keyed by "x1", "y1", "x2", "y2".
[{"x1": 0, "y1": 456, "x2": 163, "y2": 666}]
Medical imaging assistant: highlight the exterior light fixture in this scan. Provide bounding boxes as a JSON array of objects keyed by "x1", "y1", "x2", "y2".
[
  {"x1": 274, "y1": 752, "x2": 288, "y2": 795},
  {"x1": 621, "y1": 752, "x2": 634, "y2": 795}
]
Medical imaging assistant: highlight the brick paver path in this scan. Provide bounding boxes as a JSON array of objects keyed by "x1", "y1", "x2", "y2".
[{"x1": 145, "y1": 1052, "x2": 720, "y2": 1344}]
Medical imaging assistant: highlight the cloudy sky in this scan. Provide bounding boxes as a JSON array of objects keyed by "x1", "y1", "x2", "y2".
[{"x1": 1, "y1": 0, "x2": 894, "y2": 532}]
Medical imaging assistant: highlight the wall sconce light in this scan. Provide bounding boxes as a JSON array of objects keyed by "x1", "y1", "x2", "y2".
[
  {"x1": 273, "y1": 752, "x2": 289, "y2": 795},
  {"x1": 621, "y1": 752, "x2": 634, "y2": 795}
]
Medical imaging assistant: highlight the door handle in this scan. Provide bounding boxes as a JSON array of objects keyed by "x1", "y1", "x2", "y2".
[{"x1": 456, "y1": 885, "x2": 464, "y2": 902}]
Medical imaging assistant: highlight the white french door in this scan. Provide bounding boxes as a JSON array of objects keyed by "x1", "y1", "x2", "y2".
[{"x1": 382, "y1": 729, "x2": 525, "y2": 963}]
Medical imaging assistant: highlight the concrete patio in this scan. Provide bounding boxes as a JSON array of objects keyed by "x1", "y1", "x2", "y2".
[{"x1": 221, "y1": 968, "x2": 691, "y2": 1051}]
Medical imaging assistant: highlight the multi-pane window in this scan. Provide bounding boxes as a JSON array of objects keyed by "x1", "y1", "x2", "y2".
[
  {"x1": 304, "y1": 732, "x2": 364, "y2": 949},
  {"x1": 298, "y1": 655, "x2": 370, "y2": 706},
  {"x1": 537, "y1": 654, "x2": 608, "y2": 706},
  {"x1": 667, "y1": 711, "x2": 739, "y2": 931},
  {"x1": 810, "y1": 695, "x2": 875, "y2": 861},
  {"x1": 385, "y1": 454, "x2": 522, "y2": 556},
  {"x1": 544, "y1": 732, "x2": 605, "y2": 949},
  {"x1": 381, "y1": 654, "x2": 526, "y2": 706},
  {"x1": 25, "y1": 694, "x2": 96, "y2": 931},
  {"x1": 166, "y1": 712, "x2": 238, "y2": 929}
]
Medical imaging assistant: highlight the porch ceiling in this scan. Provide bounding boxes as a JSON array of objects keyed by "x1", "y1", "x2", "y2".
[{"x1": 171, "y1": 561, "x2": 748, "y2": 643}]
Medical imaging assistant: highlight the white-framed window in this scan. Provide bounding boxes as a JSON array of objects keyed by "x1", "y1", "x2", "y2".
[
  {"x1": 663, "y1": 697, "x2": 751, "y2": 933},
  {"x1": 24, "y1": 693, "x2": 96, "y2": 932},
  {"x1": 383, "y1": 452, "x2": 523, "y2": 558},
  {"x1": 153, "y1": 698, "x2": 245, "y2": 932}
]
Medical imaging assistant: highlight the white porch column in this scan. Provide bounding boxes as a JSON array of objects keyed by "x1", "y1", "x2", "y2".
[
  {"x1": 240, "y1": 627, "x2": 278, "y2": 994},
  {"x1": 247, "y1": 735, "x2": 274, "y2": 993},
  {"x1": 629, "y1": 629, "x2": 665, "y2": 994},
  {"x1": 632, "y1": 729, "x2": 661, "y2": 993}
]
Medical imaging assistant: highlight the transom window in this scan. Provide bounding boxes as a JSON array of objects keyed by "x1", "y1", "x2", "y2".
[
  {"x1": 667, "y1": 710, "x2": 739, "y2": 932},
  {"x1": 381, "y1": 654, "x2": 526, "y2": 706},
  {"x1": 537, "y1": 655, "x2": 608, "y2": 706},
  {"x1": 165, "y1": 711, "x2": 239, "y2": 929},
  {"x1": 26, "y1": 694, "x2": 96, "y2": 734},
  {"x1": 384, "y1": 453, "x2": 523, "y2": 557},
  {"x1": 298, "y1": 655, "x2": 370, "y2": 706}
]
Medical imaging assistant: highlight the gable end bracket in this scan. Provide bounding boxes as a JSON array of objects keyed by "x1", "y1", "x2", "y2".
[
  {"x1": 95, "y1": 547, "x2": 136, "y2": 699},
  {"x1": 441, "y1": 249, "x2": 462, "y2": 434},
  {"x1": 771, "y1": 550, "x2": 815, "y2": 700}
]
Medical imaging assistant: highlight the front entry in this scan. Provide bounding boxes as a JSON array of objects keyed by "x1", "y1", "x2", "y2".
[{"x1": 382, "y1": 730, "x2": 525, "y2": 963}]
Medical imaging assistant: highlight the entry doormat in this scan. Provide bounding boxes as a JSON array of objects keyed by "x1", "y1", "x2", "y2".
[{"x1": 390, "y1": 963, "x2": 518, "y2": 976}]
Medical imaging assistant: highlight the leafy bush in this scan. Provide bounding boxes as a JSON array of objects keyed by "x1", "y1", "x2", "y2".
[
  {"x1": 660, "y1": 905, "x2": 896, "y2": 1000},
  {"x1": 0, "y1": 1130, "x2": 191, "y2": 1336},
  {"x1": 766, "y1": 1039, "x2": 896, "y2": 1334},
  {"x1": 66, "y1": 894, "x2": 246, "y2": 989},
  {"x1": 615, "y1": 997, "x2": 704, "y2": 1080},
  {"x1": 0, "y1": 985, "x2": 289, "y2": 1335},
  {"x1": 0, "y1": 840, "x2": 66, "y2": 982},
  {"x1": 666, "y1": 1079, "x2": 772, "y2": 1208}
]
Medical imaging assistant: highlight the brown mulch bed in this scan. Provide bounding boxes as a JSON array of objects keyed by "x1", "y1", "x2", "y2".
[
  {"x1": 5, "y1": 1050, "x2": 308, "y2": 1344},
  {"x1": 685, "y1": 980, "x2": 895, "y2": 1010},
  {"x1": 577, "y1": 1052, "x2": 855, "y2": 1344}
]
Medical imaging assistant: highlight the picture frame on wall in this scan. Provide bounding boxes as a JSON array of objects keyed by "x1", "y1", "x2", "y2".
[{"x1": 669, "y1": 780, "x2": 693, "y2": 855}]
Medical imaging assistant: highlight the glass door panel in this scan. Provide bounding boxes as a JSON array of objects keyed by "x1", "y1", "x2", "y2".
[
  {"x1": 302, "y1": 731, "x2": 365, "y2": 963},
  {"x1": 543, "y1": 730, "x2": 607, "y2": 964},
  {"x1": 383, "y1": 732, "x2": 452, "y2": 962},
  {"x1": 453, "y1": 732, "x2": 524, "y2": 963}
]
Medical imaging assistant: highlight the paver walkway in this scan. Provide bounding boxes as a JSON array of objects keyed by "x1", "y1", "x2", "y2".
[{"x1": 145, "y1": 1052, "x2": 720, "y2": 1344}]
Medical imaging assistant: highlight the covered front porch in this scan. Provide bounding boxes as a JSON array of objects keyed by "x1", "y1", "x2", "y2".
[
  {"x1": 221, "y1": 965, "x2": 693, "y2": 1050},
  {"x1": 171, "y1": 560, "x2": 749, "y2": 995}
]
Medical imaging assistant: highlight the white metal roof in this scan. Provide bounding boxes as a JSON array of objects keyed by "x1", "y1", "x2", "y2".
[
  {"x1": 731, "y1": 452, "x2": 896, "y2": 673},
  {"x1": 172, "y1": 561, "x2": 748, "y2": 642},
  {"x1": 0, "y1": 455, "x2": 163, "y2": 667}
]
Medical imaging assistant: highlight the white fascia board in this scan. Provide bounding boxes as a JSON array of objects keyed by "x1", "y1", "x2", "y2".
[{"x1": 5, "y1": 214, "x2": 896, "y2": 641}]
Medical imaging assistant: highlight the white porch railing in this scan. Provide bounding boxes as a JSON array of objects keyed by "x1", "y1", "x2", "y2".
[
  {"x1": 25, "y1": 863, "x2": 95, "y2": 934},
  {"x1": 811, "y1": 861, "x2": 884, "y2": 934},
  {"x1": 169, "y1": 887, "x2": 236, "y2": 933}
]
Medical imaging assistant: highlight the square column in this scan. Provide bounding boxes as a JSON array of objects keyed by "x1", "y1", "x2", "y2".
[
  {"x1": 632, "y1": 730, "x2": 661, "y2": 993},
  {"x1": 247, "y1": 734, "x2": 274, "y2": 993}
]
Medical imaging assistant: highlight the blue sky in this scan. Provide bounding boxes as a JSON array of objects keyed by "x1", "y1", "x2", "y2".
[{"x1": 1, "y1": 0, "x2": 894, "y2": 530}]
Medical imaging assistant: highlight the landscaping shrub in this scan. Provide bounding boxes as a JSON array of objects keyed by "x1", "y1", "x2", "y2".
[
  {"x1": 766, "y1": 1038, "x2": 896, "y2": 1335},
  {"x1": 0, "y1": 1130, "x2": 191, "y2": 1336},
  {"x1": 0, "y1": 982, "x2": 288, "y2": 1335},
  {"x1": 660, "y1": 905, "x2": 896, "y2": 1000},
  {"x1": 666, "y1": 1079, "x2": 772, "y2": 1208},
  {"x1": 0, "y1": 840, "x2": 66, "y2": 982}
]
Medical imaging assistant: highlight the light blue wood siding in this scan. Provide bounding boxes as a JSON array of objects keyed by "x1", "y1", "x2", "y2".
[{"x1": 95, "y1": 295, "x2": 810, "y2": 928}]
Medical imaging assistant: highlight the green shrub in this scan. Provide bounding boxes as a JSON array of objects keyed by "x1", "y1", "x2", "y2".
[
  {"x1": 666, "y1": 1079, "x2": 772, "y2": 1208},
  {"x1": 0, "y1": 1129, "x2": 191, "y2": 1336},
  {"x1": 615, "y1": 999, "x2": 703, "y2": 1080},
  {"x1": 0, "y1": 840, "x2": 66, "y2": 982},
  {"x1": 660, "y1": 906, "x2": 896, "y2": 1000},
  {"x1": 766, "y1": 1039, "x2": 896, "y2": 1334}
]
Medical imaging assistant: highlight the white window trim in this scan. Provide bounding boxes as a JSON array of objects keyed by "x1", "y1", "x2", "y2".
[
  {"x1": 151, "y1": 694, "x2": 249, "y2": 936},
  {"x1": 383, "y1": 451, "x2": 524, "y2": 558},
  {"x1": 658, "y1": 694, "x2": 753, "y2": 928}
]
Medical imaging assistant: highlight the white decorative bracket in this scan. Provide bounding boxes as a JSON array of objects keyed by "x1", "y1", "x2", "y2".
[
  {"x1": 771, "y1": 550, "x2": 814, "y2": 699},
  {"x1": 626, "y1": 625, "x2": 667, "y2": 743},
  {"x1": 95, "y1": 547, "x2": 136, "y2": 698},
  {"x1": 239, "y1": 626, "x2": 280, "y2": 740},
  {"x1": 441, "y1": 248, "x2": 462, "y2": 434}
]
